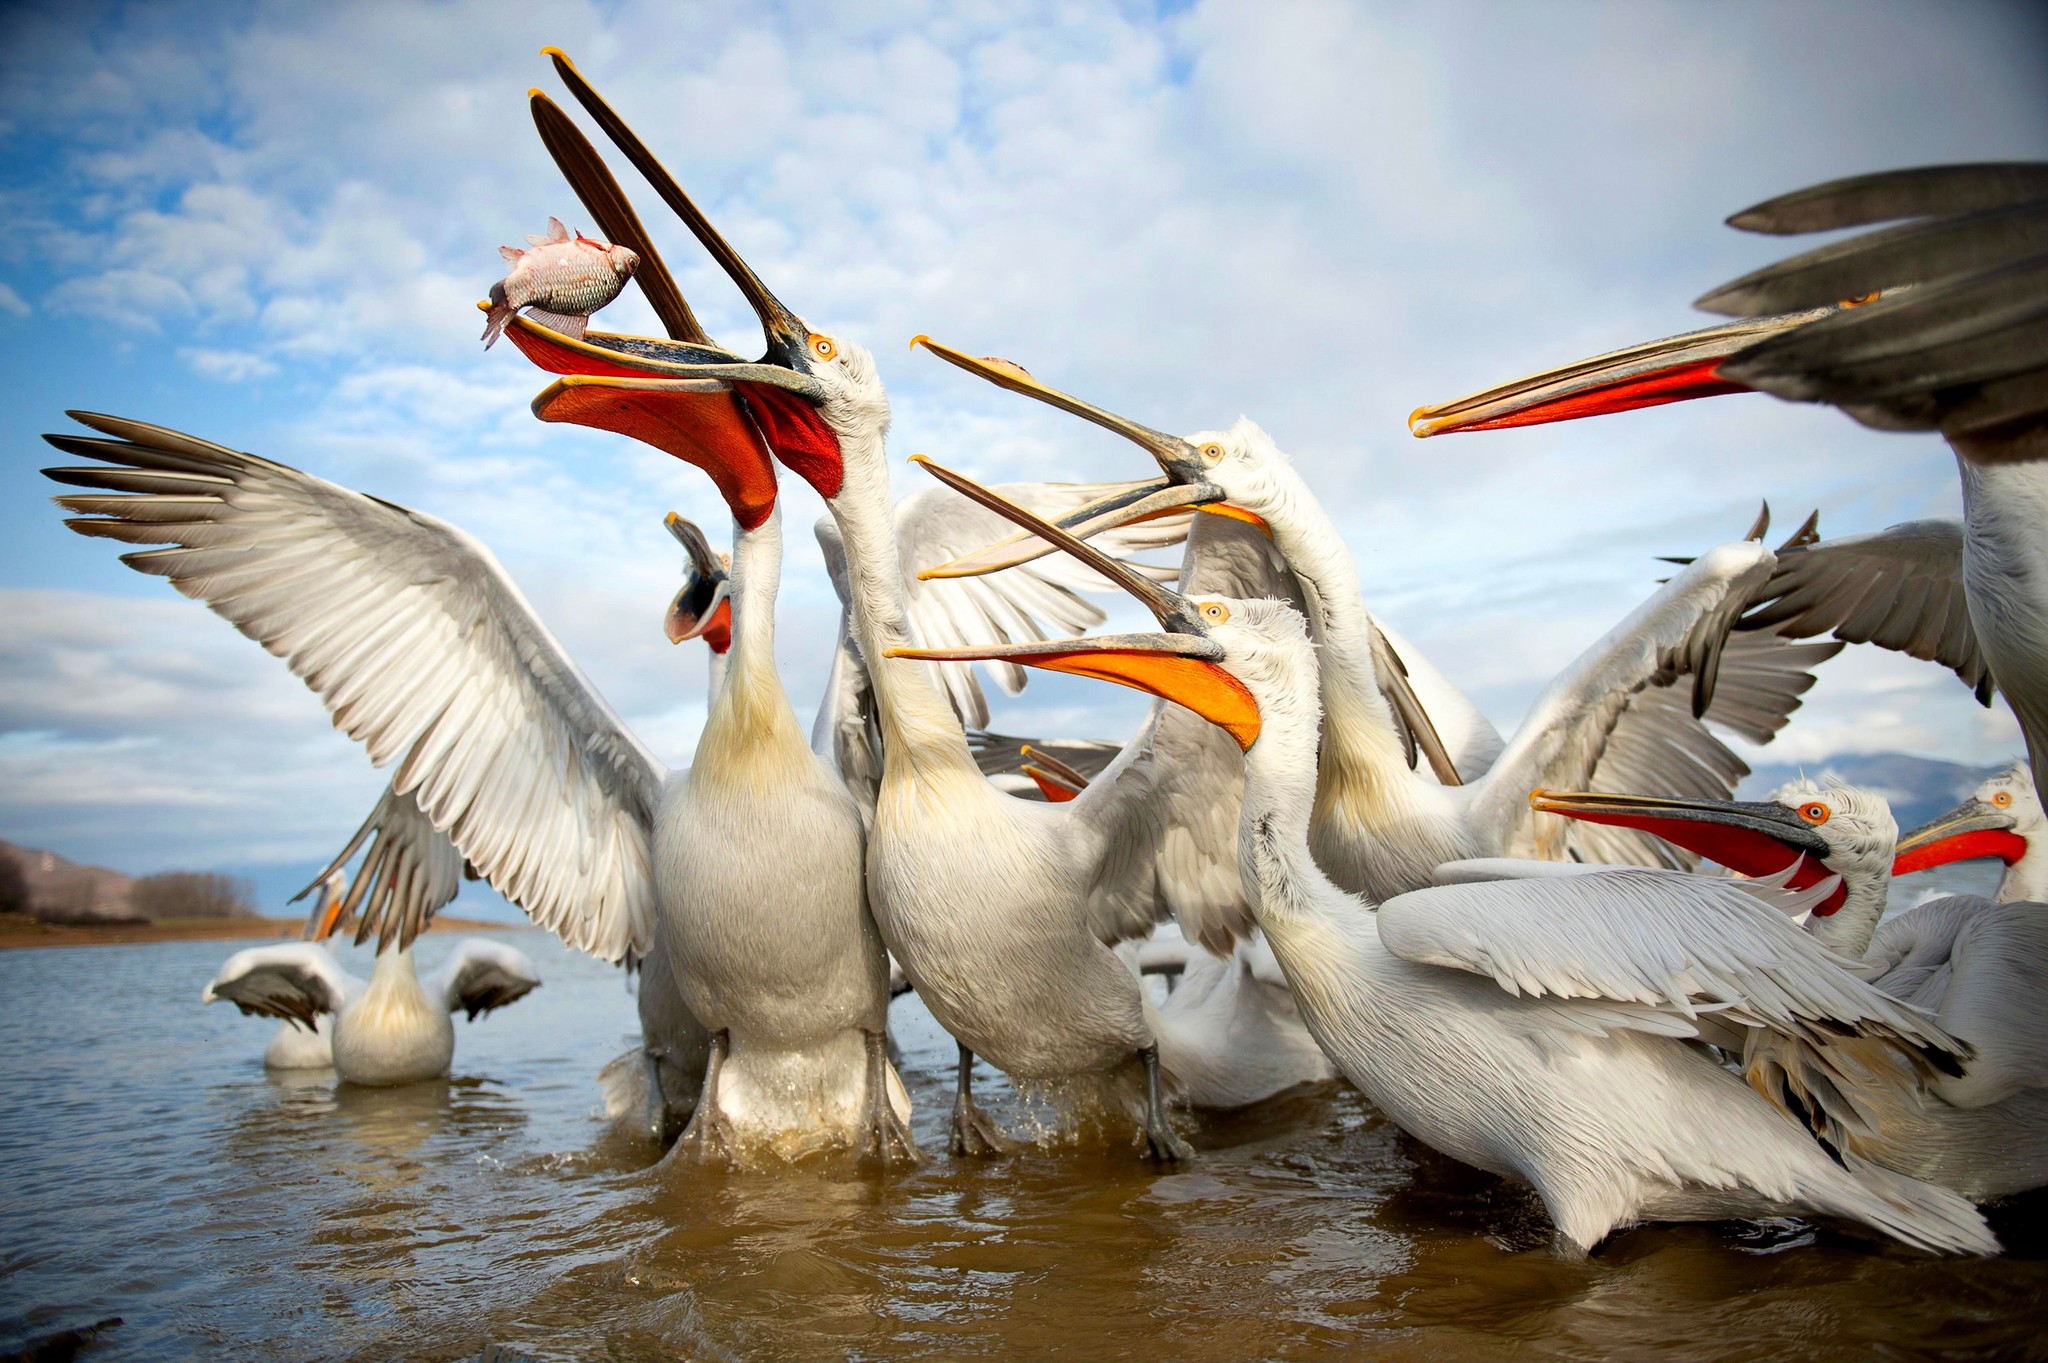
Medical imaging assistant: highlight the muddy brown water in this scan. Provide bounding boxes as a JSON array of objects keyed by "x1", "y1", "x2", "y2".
[{"x1": 3, "y1": 913, "x2": 2044, "y2": 1361}]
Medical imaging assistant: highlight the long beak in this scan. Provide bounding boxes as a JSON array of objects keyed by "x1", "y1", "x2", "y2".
[
  {"x1": 1892, "y1": 798, "x2": 2026, "y2": 875},
  {"x1": 663, "y1": 511, "x2": 734, "y2": 646},
  {"x1": 910, "y1": 335, "x2": 1266, "y2": 570},
  {"x1": 544, "y1": 46, "x2": 812, "y2": 363},
  {"x1": 1529, "y1": 789, "x2": 1845, "y2": 912},
  {"x1": 298, "y1": 871, "x2": 350, "y2": 943},
  {"x1": 1408, "y1": 307, "x2": 1836, "y2": 437},
  {"x1": 1022, "y1": 764, "x2": 1083, "y2": 803},
  {"x1": 889, "y1": 458, "x2": 1263, "y2": 750},
  {"x1": 667, "y1": 586, "x2": 732, "y2": 648},
  {"x1": 531, "y1": 375, "x2": 780, "y2": 530}
]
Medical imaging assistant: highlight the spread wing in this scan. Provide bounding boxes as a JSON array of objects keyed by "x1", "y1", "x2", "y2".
[
  {"x1": 1737, "y1": 520, "x2": 1987, "y2": 701},
  {"x1": 203, "y1": 943, "x2": 358, "y2": 1029},
  {"x1": 894, "y1": 481, "x2": 1191, "y2": 728},
  {"x1": 427, "y1": 938, "x2": 543, "y2": 1020},
  {"x1": 1478, "y1": 540, "x2": 1838, "y2": 868},
  {"x1": 298, "y1": 780, "x2": 467, "y2": 951},
  {"x1": 1380, "y1": 868, "x2": 1966, "y2": 1071},
  {"x1": 44, "y1": 413, "x2": 663, "y2": 961}
]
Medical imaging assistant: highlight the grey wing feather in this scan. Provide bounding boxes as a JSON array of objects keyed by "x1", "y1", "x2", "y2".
[
  {"x1": 967, "y1": 730, "x2": 1120, "y2": 784},
  {"x1": 1738, "y1": 521, "x2": 1987, "y2": 701},
  {"x1": 44, "y1": 413, "x2": 663, "y2": 962},
  {"x1": 296, "y1": 780, "x2": 466, "y2": 951},
  {"x1": 428, "y1": 938, "x2": 543, "y2": 1020},
  {"x1": 1724, "y1": 163, "x2": 2048, "y2": 236},
  {"x1": 203, "y1": 943, "x2": 357, "y2": 1028}
]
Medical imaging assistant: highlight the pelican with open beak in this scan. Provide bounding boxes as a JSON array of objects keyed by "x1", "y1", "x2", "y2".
[
  {"x1": 1893, "y1": 762, "x2": 2047, "y2": 903},
  {"x1": 1410, "y1": 163, "x2": 2048, "y2": 805},
  {"x1": 888, "y1": 469, "x2": 1994, "y2": 1256},
  {"x1": 662, "y1": 512, "x2": 731, "y2": 653}
]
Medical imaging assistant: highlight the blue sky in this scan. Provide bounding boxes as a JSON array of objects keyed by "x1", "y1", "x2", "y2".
[{"x1": 2, "y1": 1, "x2": 2044, "y2": 917}]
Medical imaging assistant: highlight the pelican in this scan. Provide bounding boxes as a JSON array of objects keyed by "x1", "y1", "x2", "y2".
[
  {"x1": 204, "y1": 934, "x2": 540, "y2": 1086},
  {"x1": 888, "y1": 487, "x2": 1994, "y2": 1254},
  {"x1": 1533, "y1": 779, "x2": 2048, "y2": 1201},
  {"x1": 1895, "y1": 762, "x2": 2048, "y2": 904},
  {"x1": 910, "y1": 341, "x2": 1841, "y2": 902},
  {"x1": 1410, "y1": 163, "x2": 2048, "y2": 799},
  {"x1": 511, "y1": 49, "x2": 1334, "y2": 1158}
]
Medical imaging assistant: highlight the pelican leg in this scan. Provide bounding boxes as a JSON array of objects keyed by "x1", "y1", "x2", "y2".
[
  {"x1": 675, "y1": 1029, "x2": 732, "y2": 1163},
  {"x1": 859, "y1": 1029, "x2": 920, "y2": 1168},
  {"x1": 1138, "y1": 1043, "x2": 1192, "y2": 1163},
  {"x1": 643, "y1": 1047, "x2": 687, "y2": 1146},
  {"x1": 949, "y1": 1042, "x2": 1015, "y2": 1157}
]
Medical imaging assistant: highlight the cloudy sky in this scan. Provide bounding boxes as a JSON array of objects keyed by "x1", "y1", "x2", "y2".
[{"x1": 2, "y1": 0, "x2": 2043, "y2": 915}]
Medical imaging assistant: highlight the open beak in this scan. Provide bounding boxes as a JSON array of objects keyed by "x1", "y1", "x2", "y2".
[
  {"x1": 1892, "y1": 798, "x2": 2026, "y2": 875},
  {"x1": 910, "y1": 336, "x2": 1266, "y2": 577},
  {"x1": 1529, "y1": 789, "x2": 1847, "y2": 914},
  {"x1": 886, "y1": 457, "x2": 1263, "y2": 750},
  {"x1": 1408, "y1": 306, "x2": 1837, "y2": 437},
  {"x1": 501, "y1": 52, "x2": 846, "y2": 504},
  {"x1": 663, "y1": 511, "x2": 734, "y2": 649}
]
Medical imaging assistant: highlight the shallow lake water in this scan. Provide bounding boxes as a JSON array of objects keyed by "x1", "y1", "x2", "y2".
[{"x1": 3, "y1": 872, "x2": 2044, "y2": 1362}]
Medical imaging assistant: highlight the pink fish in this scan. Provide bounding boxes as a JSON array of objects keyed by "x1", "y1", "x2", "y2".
[{"x1": 481, "y1": 217, "x2": 639, "y2": 348}]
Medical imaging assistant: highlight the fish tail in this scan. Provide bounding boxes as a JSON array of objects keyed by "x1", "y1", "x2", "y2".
[{"x1": 481, "y1": 283, "x2": 513, "y2": 349}]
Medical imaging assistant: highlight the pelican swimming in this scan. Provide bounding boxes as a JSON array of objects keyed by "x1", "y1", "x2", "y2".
[
  {"x1": 204, "y1": 934, "x2": 540, "y2": 1086},
  {"x1": 1411, "y1": 163, "x2": 2048, "y2": 799},
  {"x1": 1894, "y1": 762, "x2": 2048, "y2": 905},
  {"x1": 910, "y1": 341, "x2": 1842, "y2": 902},
  {"x1": 508, "y1": 49, "x2": 1340, "y2": 1158},
  {"x1": 1533, "y1": 778, "x2": 2048, "y2": 1201},
  {"x1": 888, "y1": 486, "x2": 1993, "y2": 1254}
]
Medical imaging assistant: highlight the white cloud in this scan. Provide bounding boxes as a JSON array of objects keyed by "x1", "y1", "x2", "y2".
[{"x1": 180, "y1": 346, "x2": 277, "y2": 381}]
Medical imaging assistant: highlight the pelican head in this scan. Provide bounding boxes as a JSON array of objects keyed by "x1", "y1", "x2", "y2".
[
  {"x1": 1528, "y1": 779, "x2": 1900, "y2": 919},
  {"x1": 662, "y1": 511, "x2": 732, "y2": 651},
  {"x1": 882, "y1": 457, "x2": 1326, "y2": 753},
  {"x1": 1893, "y1": 761, "x2": 2040, "y2": 875},
  {"x1": 906, "y1": 338, "x2": 1270, "y2": 579},
  {"x1": 494, "y1": 49, "x2": 886, "y2": 514}
]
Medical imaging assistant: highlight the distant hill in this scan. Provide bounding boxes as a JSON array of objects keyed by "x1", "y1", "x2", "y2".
[
  {"x1": 1736, "y1": 753, "x2": 2012, "y2": 832},
  {"x1": 0, "y1": 840, "x2": 256, "y2": 924}
]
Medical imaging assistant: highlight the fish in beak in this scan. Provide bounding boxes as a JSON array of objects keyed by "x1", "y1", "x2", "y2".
[
  {"x1": 492, "y1": 49, "x2": 846, "y2": 517},
  {"x1": 909, "y1": 336, "x2": 1266, "y2": 579},
  {"x1": 885, "y1": 456, "x2": 1263, "y2": 751},
  {"x1": 1892, "y1": 796, "x2": 2026, "y2": 876},
  {"x1": 662, "y1": 512, "x2": 732, "y2": 651},
  {"x1": 1529, "y1": 789, "x2": 1848, "y2": 915}
]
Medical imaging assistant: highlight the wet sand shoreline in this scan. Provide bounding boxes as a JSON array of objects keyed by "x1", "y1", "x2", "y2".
[{"x1": 0, "y1": 912, "x2": 517, "y2": 949}]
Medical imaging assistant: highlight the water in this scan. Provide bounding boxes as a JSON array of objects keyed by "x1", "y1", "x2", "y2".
[{"x1": 2, "y1": 925, "x2": 2044, "y2": 1362}]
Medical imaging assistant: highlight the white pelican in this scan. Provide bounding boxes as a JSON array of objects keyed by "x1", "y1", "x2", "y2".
[
  {"x1": 887, "y1": 493, "x2": 1994, "y2": 1254},
  {"x1": 515, "y1": 48, "x2": 1323, "y2": 1157},
  {"x1": 204, "y1": 936, "x2": 540, "y2": 1086},
  {"x1": 909, "y1": 341, "x2": 1842, "y2": 902},
  {"x1": 1533, "y1": 779, "x2": 2048, "y2": 1201},
  {"x1": 1894, "y1": 762, "x2": 2048, "y2": 904},
  {"x1": 1410, "y1": 163, "x2": 2048, "y2": 800}
]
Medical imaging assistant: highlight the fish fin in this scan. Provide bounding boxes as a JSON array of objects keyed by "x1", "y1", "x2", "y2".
[
  {"x1": 545, "y1": 215, "x2": 569, "y2": 243},
  {"x1": 525, "y1": 307, "x2": 587, "y2": 340},
  {"x1": 481, "y1": 286, "x2": 515, "y2": 348},
  {"x1": 499, "y1": 245, "x2": 524, "y2": 263}
]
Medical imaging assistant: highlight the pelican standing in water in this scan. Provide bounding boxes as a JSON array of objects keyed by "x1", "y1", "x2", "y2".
[
  {"x1": 204, "y1": 931, "x2": 540, "y2": 1086},
  {"x1": 1412, "y1": 163, "x2": 2048, "y2": 797},
  {"x1": 516, "y1": 48, "x2": 1309, "y2": 1158},
  {"x1": 912, "y1": 341, "x2": 1841, "y2": 902},
  {"x1": 1534, "y1": 779, "x2": 2048, "y2": 1201},
  {"x1": 888, "y1": 484, "x2": 1994, "y2": 1254}
]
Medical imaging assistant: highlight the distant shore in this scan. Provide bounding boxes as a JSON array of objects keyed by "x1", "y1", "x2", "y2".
[{"x1": 0, "y1": 912, "x2": 518, "y2": 950}]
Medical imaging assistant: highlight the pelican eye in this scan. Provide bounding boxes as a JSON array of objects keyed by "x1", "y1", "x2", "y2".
[
  {"x1": 1199, "y1": 601, "x2": 1230, "y2": 624},
  {"x1": 1199, "y1": 443, "x2": 1223, "y2": 464},
  {"x1": 811, "y1": 335, "x2": 837, "y2": 360},
  {"x1": 1994, "y1": 790, "x2": 2013, "y2": 807},
  {"x1": 1839, "y1": 290, "x2": 1880, "y2": 308},
  {"x1": 1798, "y1": 802, "x2": 1831, "y2": 825}
]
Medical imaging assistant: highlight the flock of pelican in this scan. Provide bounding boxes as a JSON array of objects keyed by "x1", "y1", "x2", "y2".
[{"x1": 44, "y1": 50, "x2": 2047, "y2": 1257}]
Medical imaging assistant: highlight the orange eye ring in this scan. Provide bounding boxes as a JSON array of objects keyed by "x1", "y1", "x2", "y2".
[
  {"x1": 1199, "y1": 443, "x2": 1223, "y2": 463},
  {"x1": 1838, "y1": 290, "x2": 1880, "y2": 308},
  {"x1": 1798, "y1": 802, "x2": 1831, "y2": 825},
  {"x1": 811, "y1": 335, "x2": 836, "y2": 360},
  {"x1": 1200, "y1": 601, "x2": 1231, "y2": 624},
  {"x1": 1993, "y1": 790, "x2": 2013, "y2": 807}
]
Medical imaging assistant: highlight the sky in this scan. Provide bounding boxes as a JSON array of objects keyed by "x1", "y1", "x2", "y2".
[{"x1": 1, "y1": 0, "x2": 2043, "y2": 918}]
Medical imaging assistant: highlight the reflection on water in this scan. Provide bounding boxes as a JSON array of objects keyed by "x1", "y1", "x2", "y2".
[{"x1": 1, "y1": 924, "x2": 2043, "y2": 1361}]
